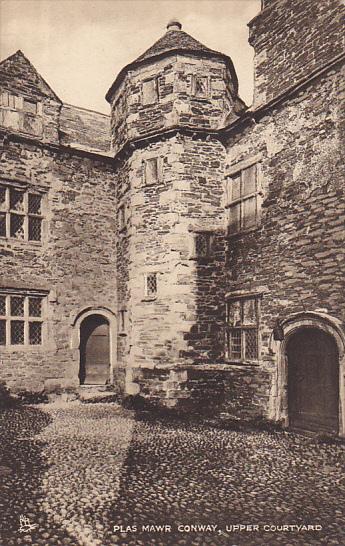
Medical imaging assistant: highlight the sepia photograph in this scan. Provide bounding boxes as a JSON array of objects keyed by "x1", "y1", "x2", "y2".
[{"x1": 0, "y1": 0, "x2": 344, "y2": 544}]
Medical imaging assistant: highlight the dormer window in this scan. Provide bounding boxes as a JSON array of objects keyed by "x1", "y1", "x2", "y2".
[{"x1": 142, "y1": 78, "x2": 158, "y2": 105}]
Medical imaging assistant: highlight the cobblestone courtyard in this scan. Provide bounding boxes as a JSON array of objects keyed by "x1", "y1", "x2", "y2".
[{"x1": 0, "y1": 403, "x2": 344, "y2": 546}]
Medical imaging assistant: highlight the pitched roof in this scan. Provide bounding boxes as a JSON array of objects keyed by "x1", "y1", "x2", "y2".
[
  {"x1": 135, "y1": 29, "x2": 224, "y2": 64},
  {"x1": 0, "y1": 50, "x2": 61, "y2": 102},
  {"x1": 59, "y1": 104, "x2": 111, "y2": 155},
  {"x1": 106, "y1": 22, "x2": 238, "y2": 102}
]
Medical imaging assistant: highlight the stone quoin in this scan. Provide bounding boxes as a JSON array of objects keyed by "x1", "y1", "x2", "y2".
[{"x1": 0, "y1": 0, "x2": 344, "y2": 435}]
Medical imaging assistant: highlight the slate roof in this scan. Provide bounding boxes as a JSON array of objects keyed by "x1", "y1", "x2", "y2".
[
  {"x1": 0, "y1": 50, "x2": 61, "y2": 102},
  {"x1": 59, "y1": 104, "x2": 111, "y2": 155},
  {"x1": 135, "y1": 29, "x2": 224, "y2": 64},
  {"x1": 106, "y1": 24, "x2": 238, "y2": 102}
]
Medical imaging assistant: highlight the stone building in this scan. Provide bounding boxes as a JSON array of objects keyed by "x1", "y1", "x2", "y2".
[{"x1": 0, "y1": 0, "x2": 344, "y2": 435}]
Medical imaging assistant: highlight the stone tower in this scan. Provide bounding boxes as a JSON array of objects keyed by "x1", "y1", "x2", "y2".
[{"x1": 106, "y1": 21, "x2": 245, "y2": 407}]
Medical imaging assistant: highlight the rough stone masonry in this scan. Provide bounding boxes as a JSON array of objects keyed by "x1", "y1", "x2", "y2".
[{"x1": 0, "y1": 0, "x2": 344, "y2": 434}]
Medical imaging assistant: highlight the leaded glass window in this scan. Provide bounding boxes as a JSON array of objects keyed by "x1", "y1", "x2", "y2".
[
  {"x1": 226, "y1": 297, "x2": 260, "y2": 361},
  {"x1": 145, "y1": 273, "x2": 157, "y2": 298},
  {"x1": 0, "y1": 184, "x2": 43, "y2": 242},
  {"x1": 0, "y1": 292, "x2": 45, "y2": 346},
  {"x1": 193, "y1": 233, "x2": 212, "y2": 258}
]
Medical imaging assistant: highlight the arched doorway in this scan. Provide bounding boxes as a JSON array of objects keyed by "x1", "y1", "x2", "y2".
[
  {"x1": 287, "y1": 327, "x2": 339, "y2": 434},
  {"x1": 79, "y1": 314, "x2": 110, "y2": 385}
]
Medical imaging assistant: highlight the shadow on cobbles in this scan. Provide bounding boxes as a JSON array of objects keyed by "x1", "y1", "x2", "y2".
[
  {"x1": 0, "y1": 406, "x2": 78, "y2": 546},
  {"x1": 103, "y1": 410, "x2": 345, "y2": 546}
]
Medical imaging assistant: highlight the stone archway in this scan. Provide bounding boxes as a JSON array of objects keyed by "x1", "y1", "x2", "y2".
[
  {"x1": 270, "y1": 312, "x2": 345, "y2": 437},
  {"x1": 71, "y1": 307, "x2": 117, "y2": 387},
  {"x1": 79, "y1": 314, "x2": 110, "y2": 385},
  {"x1": 287, "y1": 327, "x2": 339, "y2": 434}
]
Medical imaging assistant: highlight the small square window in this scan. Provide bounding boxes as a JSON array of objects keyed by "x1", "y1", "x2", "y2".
[
  {"x1": 142, "y1": 79, "x2": 158, "y2": 105},
  {"x1": 192, "y1": 76, "x2": 209, "y2": 98},
  {"x1": 145, "y1": 273, "x2": 157, "y2": 298},
  {"x1": 194, "y1": 233, "x2": 211, "y2": 258}
]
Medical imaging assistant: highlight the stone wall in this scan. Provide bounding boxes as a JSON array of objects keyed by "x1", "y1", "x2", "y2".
[
  {"x1": 0, "y1": 136, "x2": 117, "y2": 392},
  {"x1": 249, "y1": 0, "x2": 345, "y2": 107},
  {"x1": 108, "y1": 54, "x2": 236, "y2": 155},
  {"x1": 224, "y1": 61, "x2": 344, "y2": 416}
]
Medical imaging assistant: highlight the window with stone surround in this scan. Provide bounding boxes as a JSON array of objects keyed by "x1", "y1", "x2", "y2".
[
  {"x1": 142, "y1": 78, "x2": 158, "y2": 105},
  {"x1": 119, "y1": 309, "x2": 127, "y2": 335},
  {"x1": 143, "y1": 157, "x2": 162, "y2": 186},
  {"x1": 0, "y1": 184, "x2": 43, "y2": 242},
  {"x1": 191, "y1": 232, "x2": 213, "y2": 259},
  {"x1": 0, "y1": 291, "x2": 46, "y2": 347},
  {"x1": 144, "y1": 273, "x2": 157, "y2": 298},
  {"x1": 0, "y1": 91, "x2": 43, "y2": 136},
  {"x1": 191, "y1": 75, "x2": 209, "y2": 98},
  {"x1": 118, "y1": 204, "x2": 126, "y2": 231},
  {"x1": 226, "y1": 296, "x2": 260, "y2": 362},
  {"x1": 226, "y1": 163, "x2": 262, "y2": 236}
]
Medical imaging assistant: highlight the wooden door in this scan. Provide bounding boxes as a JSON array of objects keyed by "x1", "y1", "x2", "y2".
[
  {"x1": 79, "y1": 315, "x2": 110, "y2": 385},
  {"x1": 287, "y1": 328, "x2": 339, "y2": 434}
]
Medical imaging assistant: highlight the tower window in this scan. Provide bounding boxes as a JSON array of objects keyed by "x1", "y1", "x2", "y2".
[
  {"x1": 192, "y1": 76, "x2": 209, "y2": 98},
  {"x1": 118, "y1": 204, "x2": 126, "y2": 231},
  {"x1": 143, "y1": 157, "x2": 162, "y2": 185},
  {"x1": 226, "y1": 296, "x2": 260, "y2": 361},
  {"x1": 142, "y1": 78, "x2": 158, "y2": 105},
  {"x1": 191, "y1": 232, "x2": 213, "y2": 259},
  {"x1": 226, "y1": 163, "x2": 262, "y2": 236},
  {"x1": 119, "y1": 309, "x2": 127, "y2": 334},
  {"x1": 144, "y1": 273, "x2": 157, "y2": 298}
]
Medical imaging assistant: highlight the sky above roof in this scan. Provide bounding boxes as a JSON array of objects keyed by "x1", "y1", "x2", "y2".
[{"x1": 0, "y1": 0, "x2": 260, "y2": 114}]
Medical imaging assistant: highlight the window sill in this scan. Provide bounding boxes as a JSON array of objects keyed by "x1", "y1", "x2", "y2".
[
  {"x1": 0, "y1": 344, "x2": 47, "y2": 353},
  {"x1": 0, "y1": 236, "x2": 42, "y2": 246},
  {"x1": 224, "y1": 359, "x2": 260, "y2": 367},
  {"x1": 189, "y1": 255, "x2": 213, "y2": 263},
  {"x1": 118, "y1": 332, "x2": 127, "y2": 337},
  {"x1": 141, "y1": 297, "x2": 157, "y2": 302},
  {"x1": 227, "y1": 226, "x2": 261, "y2": 239}
]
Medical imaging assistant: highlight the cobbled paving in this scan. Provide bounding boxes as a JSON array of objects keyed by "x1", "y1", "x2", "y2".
[{"x1": 0, "y1": 403, "x2": 344, "y2": 546}]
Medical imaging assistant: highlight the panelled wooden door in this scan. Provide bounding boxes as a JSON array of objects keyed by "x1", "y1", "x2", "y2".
[
  {"x1": 287, "y1": 328, "x2": 339, "y2": 434},
  {"x1": 79, "y1": 315, "x2": 110, "y2": 385}
]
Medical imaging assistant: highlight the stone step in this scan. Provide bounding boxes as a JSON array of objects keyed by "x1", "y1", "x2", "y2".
[{"x1": 78, "y1": 385, "x2": 118, "y2": 403}]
